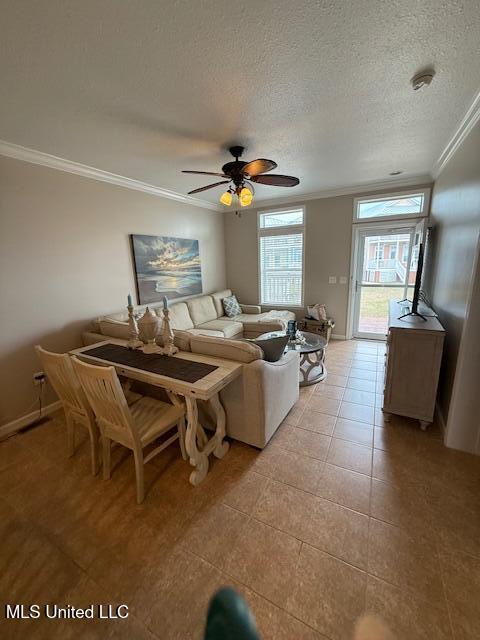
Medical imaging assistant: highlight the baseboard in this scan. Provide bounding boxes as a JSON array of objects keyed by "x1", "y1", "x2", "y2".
[
  {"x1": 435, "y1": 400, "x2": 447, "y2": 437},
  {"x1": 331, "y1": 334, "x2": 347, "y2": 340},
  {"x1": 0, "y1": 401, "x2": 62, "y2": 440}
]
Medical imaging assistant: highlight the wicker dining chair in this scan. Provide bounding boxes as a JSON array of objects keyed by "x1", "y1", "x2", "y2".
[
  {"x1": 71, "y1": 356, "x2": 186, "y2": 503},
  {"x1": 35, "y1": 345, "x2": 100, "y2": 475}
]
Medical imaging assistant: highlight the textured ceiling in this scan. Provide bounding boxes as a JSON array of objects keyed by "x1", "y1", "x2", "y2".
[{"x1": 1, "y1": 1, "x2": 479, "y2": 206}]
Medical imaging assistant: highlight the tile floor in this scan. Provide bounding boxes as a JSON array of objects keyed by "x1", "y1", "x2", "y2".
[{"x1": 1, "y1": 339, "x2": 480, "y2": 639}]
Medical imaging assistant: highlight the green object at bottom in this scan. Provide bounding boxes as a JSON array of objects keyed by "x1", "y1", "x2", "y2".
[{"x1": 205, "y1": 587, "x2": 260, "y2": 640}]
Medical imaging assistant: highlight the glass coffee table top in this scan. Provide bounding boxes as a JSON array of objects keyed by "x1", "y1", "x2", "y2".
[{"x1": 259, "y1": 331, "x2": 327, "y2": 354}]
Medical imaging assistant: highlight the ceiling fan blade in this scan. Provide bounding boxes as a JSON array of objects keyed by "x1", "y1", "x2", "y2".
[
  {"x1": 250, "y1": 174, "x2": 300, "y2": 187},
  {"x1": 242, "y1": 158, "x2": 277, "y2": 177},
  {"x1": 187, "y1": 180, "x2": 230, "y2": 195},
  {"x1": 182, "y1": 170, "x2": 229, "y2": 178}
]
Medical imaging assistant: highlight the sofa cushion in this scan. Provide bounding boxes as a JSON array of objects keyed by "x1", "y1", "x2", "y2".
[
  {"x1": 158, "y1": 302, "x2": 194, "y2": 330},
  {"x1": 98, "y1": 318, "x2": 130, "y2": 340},
  {"x1": 246, "y1": 335, "x2": 289, "y2": 362},
  {"x1": 187, "y1": 328, "x2": 225, "y2": 338},
  {"x1": 211, "y1": 289, "x2": 233, "y2": 317},
  {"x1": 187, "y1": 296, "x2": 218, "y2": 326},
  {"x1": 195, "y1": 319, "x2": 243, "y2": 338},
  {"x1": 190, "y1": 335, "x2": 263, "y2": 363},
  {"x1": 222, "y1": 312, "x2": 267, "y2": 323},
  {"x1": 222, "y1": 294, "x2": 242, "y2": 318}
]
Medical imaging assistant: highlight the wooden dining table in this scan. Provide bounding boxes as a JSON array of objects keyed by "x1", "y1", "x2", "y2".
[{"x1": 70, "y1": 339, "x2": 243, "y2": 485}]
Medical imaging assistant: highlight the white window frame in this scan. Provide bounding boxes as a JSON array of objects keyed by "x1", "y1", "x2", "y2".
[
  {"x1": 353, "y1": 188, "x2": 431, "y2": 223},
  {"x1": 346, "y1": 217, "x2": 425, "y2": 340},
  {"x1": 257, "y1": 205, "x2": 306, "y2": 308}
]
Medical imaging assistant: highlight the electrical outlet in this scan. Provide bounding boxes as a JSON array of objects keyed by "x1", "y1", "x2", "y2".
[
  {"x1": 33, "y1": 371, "x2": 46, "y2": 386},
  {"x1": 328, "y1": 276, "x2": 337, "y2": 284},
  {"x1": 339, "y1": 276, "x2": 348, "y2": 284}
]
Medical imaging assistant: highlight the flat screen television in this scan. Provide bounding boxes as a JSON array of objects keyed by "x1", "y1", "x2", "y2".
[
  {"x1": 398, "y1": 242, "x2": 427, "y2": 321},
  {"x1": 412, "y1": 242, "x2": 424, "y2": 313}
]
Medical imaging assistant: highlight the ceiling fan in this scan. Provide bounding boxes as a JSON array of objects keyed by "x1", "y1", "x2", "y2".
[{"x1": 182, "y1": 145, "x2": 300, "y2": 207}]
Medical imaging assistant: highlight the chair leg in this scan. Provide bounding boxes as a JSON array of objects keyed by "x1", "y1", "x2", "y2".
[
  {"x1": 102, "y1": 436, "x2": 111, "y2": 480},
  {"x1": 133, "y1": 449, "x2": 145, "y2": 504},
  {"x1": 178, "y1": 416, "x2": 187, "y2": 460},
  {"x1": 87, "y1": 424, "x2": 100, "y2": 476},
  {"x1": 66, "y1": 414, "x2": 75, "y2": 458}
]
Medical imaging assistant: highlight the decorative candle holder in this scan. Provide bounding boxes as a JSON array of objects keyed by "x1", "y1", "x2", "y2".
[
  {"x1": 137, "y1": 307, "x2": 162, "y2": 354},
  {"x1": 126, "y1": 304, "x2": 143, "y2": 350},
  {"x1": 159, "y1": 308, "x2": 178, "y2": 356}
]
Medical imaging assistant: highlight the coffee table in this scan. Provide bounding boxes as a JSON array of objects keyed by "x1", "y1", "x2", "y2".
[{"x1": 258, "y1": 331, "x2": 328, "y2": 386}]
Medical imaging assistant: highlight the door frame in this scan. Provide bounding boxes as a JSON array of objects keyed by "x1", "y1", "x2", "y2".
[{"x1": 346, "y1": 219, "x2": 423, "y2": 340}]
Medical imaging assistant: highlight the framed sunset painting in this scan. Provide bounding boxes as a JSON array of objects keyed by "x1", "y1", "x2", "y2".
[{"x1": 130, "y1": 234, "x2": 203, "y2": 304}]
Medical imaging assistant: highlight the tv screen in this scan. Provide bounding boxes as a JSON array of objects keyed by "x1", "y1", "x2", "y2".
[{"x1": 411, "y1": 242, "x2": 424, "y2": 314}]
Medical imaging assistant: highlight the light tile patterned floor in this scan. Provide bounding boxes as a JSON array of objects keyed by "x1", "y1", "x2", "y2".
[{"x1": 1, "y1": 339, "x2": 480, "y2": 639}]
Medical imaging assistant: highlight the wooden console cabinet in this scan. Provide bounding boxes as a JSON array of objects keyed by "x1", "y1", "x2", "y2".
[{"x1": 382, "y1": 300, "x2": 445, "y2": 430}]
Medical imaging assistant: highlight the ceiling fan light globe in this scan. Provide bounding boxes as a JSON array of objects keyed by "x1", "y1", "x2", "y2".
[
  {"x1": 220, "y1": 190, "x2": 232, "y2": 206},
  {"x1": 240, "y1": 186, "x2": 252, "y2": 199},
  {"x1": 239, "y1": 194, "x2": 253, "y2": 207}
]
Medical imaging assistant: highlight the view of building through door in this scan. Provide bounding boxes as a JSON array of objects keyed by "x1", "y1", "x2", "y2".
[{"x1": 353, "y1": 226, "x2": 420, "y2": 339}]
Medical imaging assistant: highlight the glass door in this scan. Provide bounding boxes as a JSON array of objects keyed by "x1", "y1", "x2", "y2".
[{"x1": 352, "y1": 225, "x2": 420, "y2": 339}]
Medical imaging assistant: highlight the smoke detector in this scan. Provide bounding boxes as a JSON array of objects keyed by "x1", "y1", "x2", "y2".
[{"x1": 411, "y1": 70, "x2": 435, "y2": 91}]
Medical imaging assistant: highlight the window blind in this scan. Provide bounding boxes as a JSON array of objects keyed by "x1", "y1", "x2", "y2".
[{"x1": 260, "y1": 233, "x2": 303, "y2": 305}]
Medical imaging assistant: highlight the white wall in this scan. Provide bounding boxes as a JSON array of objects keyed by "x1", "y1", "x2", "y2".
[
  {"x1": 426, "y1": 120, "x2": 480, "y2": 453},
  {"x1": 225, "y1": 185, "x2": 431, "y2": 337},
  {"x1": 0, "y1": 156, "x2": 226, "y2": 427}
]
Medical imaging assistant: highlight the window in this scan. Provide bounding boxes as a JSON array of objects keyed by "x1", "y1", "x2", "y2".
[
  {"x1": 353, "y1": 190, "x2": 429, "y2": 222},
  {"x1": 259, "y1": 209, "x2": 304, "y2": 229},
  {"x1": 389, "y1": 245, "x2": 397, "y2": 259},
  {"x1": 258, "y1": 208, "x2": 304, "y2": 306}
]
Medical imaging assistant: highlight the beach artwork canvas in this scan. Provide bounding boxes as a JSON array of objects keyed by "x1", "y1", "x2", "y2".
[{"x1": 130, "y1": 234, "x2": 202, "y2": 304}]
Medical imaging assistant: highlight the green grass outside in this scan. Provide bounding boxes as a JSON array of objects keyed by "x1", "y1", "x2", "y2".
[{"x1": 359, "y1": 286, "x2": 409, "y2": 318}]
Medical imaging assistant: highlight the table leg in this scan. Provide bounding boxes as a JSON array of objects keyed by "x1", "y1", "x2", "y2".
[
  {"x1": 197, "y1": 424, "x2": 209, "y2": 448},
  {"x1": 168, "y1": 389, "x2": 209, "y2": 449},
  {"x1": 300, "y1": 349, "x2": 326, "y2": 386},
  {"x1": 185, "y1": 397, "x2": 209, "y2": 486},
  {"x1": 209, "y1": 393, "x2": 230, "y2": 459}
]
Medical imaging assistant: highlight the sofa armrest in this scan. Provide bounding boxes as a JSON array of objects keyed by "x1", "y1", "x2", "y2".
[
  {"x1": 82, "y1": 331, "x2": 106, "y2": 346},
  {"x1": 240, "y1": 304, "x2": 262, "y2": 314},
  {"x1": 240, "y1": 351, "x2": 300, "y2": 446}
]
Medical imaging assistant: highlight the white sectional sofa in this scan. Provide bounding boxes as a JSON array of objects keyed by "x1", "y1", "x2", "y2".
[
  {"x1": 83, "y1": 289, "x2": 295, "y2": 345},
  {"x1": 190, "y1": 334, "x2": 300, "y2": 448},
  {"x1": 81, "y1": 290, "x2": 299, "y2": 448}
]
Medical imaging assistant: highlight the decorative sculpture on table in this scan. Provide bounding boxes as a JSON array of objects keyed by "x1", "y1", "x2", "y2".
[
  {"x1": 137, "y1": 307, "x2": 162, "y2": 354},
  {"x1": 159, "y1": 296, "x2": 179, "y2": 356},
  {"x1": 126, "y1": 294, "x2": 143, "y2": 350}
]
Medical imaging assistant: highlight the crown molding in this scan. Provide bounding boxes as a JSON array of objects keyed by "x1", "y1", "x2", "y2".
[
  {"x1": 0, "y1": 138, "x2": 434, "y2": 213},
  {"x1": 0, "y1": 139, "x2": 222, "y2": 212},
  {"x1": 237, "y1": 174, "x2": 433, "y2": 210},
  {"x1": 433, "y1": 87, "x2": 480, "y2": 179}
]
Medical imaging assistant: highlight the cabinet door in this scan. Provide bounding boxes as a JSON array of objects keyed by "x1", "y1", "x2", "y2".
[{"x1": 385, "y1": 331, "x2": 443, "y2": 421}]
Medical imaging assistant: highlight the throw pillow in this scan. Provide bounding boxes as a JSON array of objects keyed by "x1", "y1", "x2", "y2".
[
  {"x1": 222, "y1": 294, "x2": 242, "y2": 318},
  {"x1": 246, "y1": 335, "x2": 289, "y2": 362}
]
